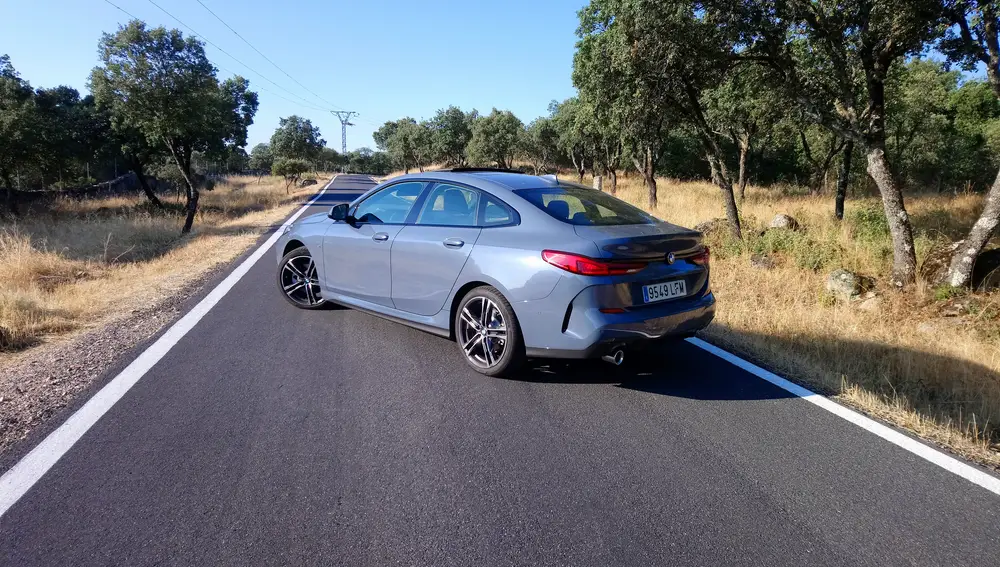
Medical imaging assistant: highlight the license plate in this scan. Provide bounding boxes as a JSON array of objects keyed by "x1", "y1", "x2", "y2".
[{"x1": 642, "y1": 280, "x2": 687, "y2": 303}]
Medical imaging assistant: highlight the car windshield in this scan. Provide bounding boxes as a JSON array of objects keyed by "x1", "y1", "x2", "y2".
[{"x1": 514, "y1": 184, "x2": 656, "y2": 226}]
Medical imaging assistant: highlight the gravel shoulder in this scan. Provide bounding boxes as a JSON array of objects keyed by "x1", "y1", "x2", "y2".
[{"x1": 0, "y1": 270, "x2": 214, "y2": 455}]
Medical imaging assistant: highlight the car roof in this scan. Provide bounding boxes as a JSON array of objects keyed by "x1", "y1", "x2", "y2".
[{"x1": 388, "y1": 170, "x2": 562, "y2": 193}]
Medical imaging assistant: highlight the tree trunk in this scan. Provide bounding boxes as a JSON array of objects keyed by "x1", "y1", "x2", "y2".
[
  {"x1": 608, "y1": 168, "x2": 618, "y2": 196},
  {"x1": 643, "y1": 168, "x2": 656, "y2": 209},
  {"x1": 835, "y1": 140, "x2": 853, "y2": 220},
  {"x1": 130, "y1": 158, "x2": 163, "y2": 208},
  {"x1": 707, "y1": 153, "x2": 742, "y2": 240},
  {"x1": 946, "y1": 166, "x2": 1000, "y2": 287},
  {"x1": 632, "y1": 146, "x2": 657, "y2": 209},
  {"x1": 866, "y1": 145, "x2": 916, "y2": 287},
  {"x1": 1, "y1": 170, "x2": 18, "y2": 216},
  {"x1": 166, "y1": 140, "x2": 200, "y2": 234},
  {"x1": 182, "y1": 189, "x2": 199, "y2": 233},
  {"x1": 737, "y1": 135, "x2": 749, "y2": 201}
]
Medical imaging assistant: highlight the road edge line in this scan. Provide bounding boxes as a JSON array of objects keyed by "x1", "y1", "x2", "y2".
[
  {"x1": 0, "y1": 175, "x2": 338, "y2": 518},
  {"x1": 686, "y1": 336, "x2": 1000, "y2": 496}
]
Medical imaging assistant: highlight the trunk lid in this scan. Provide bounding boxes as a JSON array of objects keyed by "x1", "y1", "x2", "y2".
[{"x1": 574, "y1": 222, "x2": 703, "y2": 261}]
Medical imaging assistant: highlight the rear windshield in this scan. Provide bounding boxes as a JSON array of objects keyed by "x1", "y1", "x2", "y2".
[{"x1": 514, "y1": 185, "x2": 655, "y2": 226}]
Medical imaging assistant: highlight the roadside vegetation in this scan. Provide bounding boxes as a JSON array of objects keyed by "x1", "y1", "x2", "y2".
[{"x1": 0, "y1": 175, "x2": 323, "y2": 357}]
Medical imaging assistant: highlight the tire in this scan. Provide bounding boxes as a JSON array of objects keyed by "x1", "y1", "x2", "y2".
[
  {"x1": 454, "y1": 286, "x2": 525, "y2": 377},
  {"x1": 277, "y1": 246, "x2": 327, "y2": 310}
]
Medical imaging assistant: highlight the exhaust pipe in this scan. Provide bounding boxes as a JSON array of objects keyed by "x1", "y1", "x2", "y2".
[{"x1": 602, "y1": 349, "x2": 625, "y2": 366}]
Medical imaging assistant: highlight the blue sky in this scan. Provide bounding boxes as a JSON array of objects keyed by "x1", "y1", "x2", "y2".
[{"x1": 1, "y1": 0, "x2": 585, "y2": 151}]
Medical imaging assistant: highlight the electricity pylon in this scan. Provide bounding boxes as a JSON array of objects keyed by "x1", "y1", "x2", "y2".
[{"x1": 331, "y1": 111, "x2": 358, "y2": 156}]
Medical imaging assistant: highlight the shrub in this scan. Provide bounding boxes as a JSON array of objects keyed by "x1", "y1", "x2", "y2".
[
  {"x1": 272, "y1": 158, "x2": 311, "y2": 193},
  {"x1": 847, "y1": 204, "x2": 890, "y2": 243}
]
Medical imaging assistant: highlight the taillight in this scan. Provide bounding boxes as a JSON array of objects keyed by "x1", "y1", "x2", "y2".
[
  {"x1": 690, "y1": 246, "x2": 710, "y2": 267},
  {"x1": 542, "y1": 250, "x2": 647, "y2": 276}
]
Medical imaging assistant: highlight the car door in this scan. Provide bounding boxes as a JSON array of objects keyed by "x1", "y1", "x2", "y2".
[
  {"x1": 322, "y1": 181, "x2": 426, "y2": 307},
  {"x1": 390, "y1": 183, "x2": 484, "y2": 316}
]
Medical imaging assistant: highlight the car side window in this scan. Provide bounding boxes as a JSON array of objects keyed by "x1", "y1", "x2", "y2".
[
  {"x1": 482, "y1": 196, "x2": 513, "y2": 226},
  {"x1": 352, "y1": 182, "x2": 424, "y2": 224},
  {"x1": 415, "y1": 184, "x2": 479, "y2": 227}
]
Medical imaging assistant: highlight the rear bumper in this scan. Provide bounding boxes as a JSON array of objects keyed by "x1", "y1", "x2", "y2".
[{"x1": 523, "y1": 291, "x2": 716, "y2": 359}]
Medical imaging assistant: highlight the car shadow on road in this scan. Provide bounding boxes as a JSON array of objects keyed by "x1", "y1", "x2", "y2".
[{"x1": 508, "y1": 339, "x2": 798, "y2": 402}]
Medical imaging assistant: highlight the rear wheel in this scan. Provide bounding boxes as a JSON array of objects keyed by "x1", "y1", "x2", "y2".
[
  {"x1": 277, "y1": 246, "x2": 326, "y2": 309},
  {"x1": 455, "y1": 286, "x2": 524, "y2": 377}
]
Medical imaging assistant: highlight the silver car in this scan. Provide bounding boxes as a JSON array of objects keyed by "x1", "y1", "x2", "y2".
[{"x1": 276, "y1": 170, "x2": 715, "y2": 376}]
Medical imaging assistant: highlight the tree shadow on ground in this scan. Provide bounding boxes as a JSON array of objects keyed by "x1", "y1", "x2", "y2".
[{"x1": 505, "y1": 327, "x2": 1000, "y2": 440}]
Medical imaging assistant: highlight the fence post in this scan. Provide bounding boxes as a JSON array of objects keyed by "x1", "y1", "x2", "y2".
[{"x1": 593, "y1": 175, "x2": 603, "y2": 192}]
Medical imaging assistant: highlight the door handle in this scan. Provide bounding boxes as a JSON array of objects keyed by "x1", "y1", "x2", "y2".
[
  {"x1": 372, "y1": 232, "x2": 389, "y2": 242},
  {"x1": 443, "y1": 238, "x2": 464, "y2": 248}
]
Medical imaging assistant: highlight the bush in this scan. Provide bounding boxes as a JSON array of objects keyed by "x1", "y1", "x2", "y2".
[
  {"x1": 742, "y1": 225, "x2": 842, "y2": 272},
  {"x1": 272, "y1": 158, "x2": 311, "y2": 193},
  {"x1": 847, "y1": 204, "x2": 890, "y2": 243}
]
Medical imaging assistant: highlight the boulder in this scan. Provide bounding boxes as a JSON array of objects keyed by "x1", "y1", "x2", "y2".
[
  {"x1": 919, "y1": 241, "x2": 963, "y2": 286},
  {"x1": 750, "y1": 254, "x2": 775, "y2": 270},
  {"x1": 825, "y1": 269, "x2": 875, "y2": 301},
  {"x1": 694, "y1": 218, "x2": 729, "y2": 237},
  {"x1": 920, "y1": 242, "x2": 1000, "y2": 290},
  {"x1": 916, "y1": 318, "x2": 965, "y2": 336},
  {"x1": 856, "y1": 296, "x2": 882, "y2": 312},
  {"x1": 769, "y1": 213, "x2": 800, "y2": 231}
]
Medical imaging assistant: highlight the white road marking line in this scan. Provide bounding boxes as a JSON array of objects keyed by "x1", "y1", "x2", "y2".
[
  {"x1": 0, "y1": 176, "x2": 338, "y2": 519},
  {"x1": 686, "y1": 337, "x2": 1000, "y2": 496}
]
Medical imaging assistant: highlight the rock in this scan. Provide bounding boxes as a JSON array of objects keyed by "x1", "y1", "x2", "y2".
[
  {"x1": 299, "y1": 178, "x2": 318, "y2": 187},
  {"x1": 917, "y1": 318, "x2": 965, "y2": 335},
  {"x1": 694, "y1": 218, "x2": 729, "y2": 237},
  {"x1": 919, "y1": 241, "x2": 963, "y2": 286},
  {"x1": 769, "y1": 213, "x2": 800, "y2": 231},
  {"x1": 920, "y1": 242, "x2": 1000, "y2": 290},
  {"x1": 857, "y1": 296, "x2": 882, "y2": 312},
  {"x1": 825, "y1": 269, "x2": 875, "y2": 301},
  {"x1": 750, "y1": 254, "x2": 775, "y2": 270},
  {"x1": 938, "y1": 298, "x2": 971, "y2": 317}
]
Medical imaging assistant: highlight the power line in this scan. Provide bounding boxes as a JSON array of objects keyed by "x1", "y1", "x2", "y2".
[
  {"x1": 192, "y1": 0, "x2": 345, "y2": 111},
  {"x1": 103, "y1": 0, "x2": 137, "y2": 18},
  {"x1": 102, "y1": 1, "x2": 333, "y2": 116},
  {"x1": 143, "y1": 0, "x2": 333, "y2": 112}
]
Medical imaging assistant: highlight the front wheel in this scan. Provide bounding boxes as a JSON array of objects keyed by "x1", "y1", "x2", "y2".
[
  {"x1": 454, "y1": 286, "x2": 525, "y2": 377},
  {"x1": 277, "y1": 246, "x2": 326, "y2": 309}
]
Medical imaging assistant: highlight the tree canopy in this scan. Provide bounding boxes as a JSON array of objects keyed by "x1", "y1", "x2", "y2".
[
  {"x1": 90, "y1": 20, "x2": 258, "y2": 232},
  {"x1": 270, "y1": 115, "x2": 324, "y2": 161}
]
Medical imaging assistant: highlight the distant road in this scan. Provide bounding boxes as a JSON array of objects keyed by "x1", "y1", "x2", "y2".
[{"x1": 1, "y1": 174, "x2": 999, "y2": 566}]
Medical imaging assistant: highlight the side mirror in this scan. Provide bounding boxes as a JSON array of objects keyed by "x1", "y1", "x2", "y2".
[{"x1": 329, "y1": 203, "x2": 349, "y2": 221}]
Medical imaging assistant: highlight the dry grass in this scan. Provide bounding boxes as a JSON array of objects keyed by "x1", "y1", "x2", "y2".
[
  {"x1": 0, "y1": 174, "x2": 327, "y2": 360},
  {"x1": 605, "y1": 175, "x2": 1000, "y2": 467}
]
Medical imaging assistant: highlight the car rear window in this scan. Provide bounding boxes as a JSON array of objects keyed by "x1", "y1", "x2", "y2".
[{"x1": 513, "y1": 185, "x2": 655, "y2": 226}]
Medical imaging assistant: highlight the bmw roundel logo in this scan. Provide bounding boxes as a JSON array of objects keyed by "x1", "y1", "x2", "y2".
[{"x1": 666, "y1": 252, "x2": 676, "y2": 264}]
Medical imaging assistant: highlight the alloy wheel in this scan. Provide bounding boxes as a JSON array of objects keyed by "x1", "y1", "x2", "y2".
[
  {"x1": 458, "y1": 296, "x2": 508, "y2": 369},
  {"x1": 280, "y1": 255, "x2": 324, "y2": 307}
]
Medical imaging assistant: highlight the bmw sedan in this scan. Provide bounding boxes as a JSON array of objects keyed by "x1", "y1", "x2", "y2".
[{"x1": 275, "y1": 170, "x2": 715, "y2": 377}]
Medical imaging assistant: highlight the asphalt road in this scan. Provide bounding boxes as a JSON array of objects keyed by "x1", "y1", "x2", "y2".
[{"x1": 2, "y1": 174, "x2": 999, "y2": 566}]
